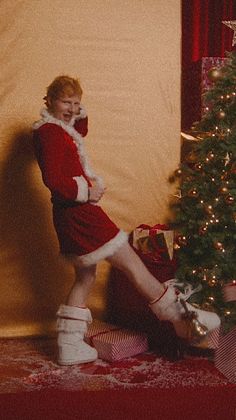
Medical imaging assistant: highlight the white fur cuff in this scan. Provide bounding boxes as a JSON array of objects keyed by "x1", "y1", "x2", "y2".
[
  {"x1": 73, "y1": 176, "x2": 89, "y2": 202},
  {"x1": 66, "y1": 230, "x2": 129, "y2": 267}
]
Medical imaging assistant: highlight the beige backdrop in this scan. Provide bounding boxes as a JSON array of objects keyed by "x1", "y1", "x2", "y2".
[{"x1": 0, "y1": 0, "x2": 181, "y2": 336}]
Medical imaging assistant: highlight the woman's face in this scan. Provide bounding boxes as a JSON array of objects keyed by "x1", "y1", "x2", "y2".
[{"x1": 49, "y1": 94, "x2": 81, "y2": 124}]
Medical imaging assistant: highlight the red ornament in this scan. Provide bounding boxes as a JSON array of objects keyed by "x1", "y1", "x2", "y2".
[
  {"x1": 199, "y1": 226, "x2": 207, "y2": 235},
  {"x1": 225, "y1": 195, "x2": 234, "y2": 204},
  {"x1": 187, "y1": 188, "x2": 199, "y2": 197},
  {"x1": 214, "y1": 241, "x2": 223, "y2": 250}
]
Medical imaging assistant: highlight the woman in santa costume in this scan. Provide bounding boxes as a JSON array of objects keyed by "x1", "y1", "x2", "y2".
[{"x1": 33, "y1": 75, "x2": 220, "y2": 365}]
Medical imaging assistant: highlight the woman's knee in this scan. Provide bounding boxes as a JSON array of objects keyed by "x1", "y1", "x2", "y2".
[{"x1": 74, "y1": 264, "x2": 97, "y2": 283}]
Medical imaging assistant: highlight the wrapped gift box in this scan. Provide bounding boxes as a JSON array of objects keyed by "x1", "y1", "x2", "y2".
[
  {"x1": 215, "y1": 327, "x2": 236, "y2": 384},
  {"x1": 85, "y1": 320, "x2": 149, "y2": 362},
  {"x1": 223, "y1": 281, "x2": 236, "y2": 302},
  {"x1": 201, "y1": 56, "x2": 227, "y2": 93},
  {"x1": 214, "y1": 281, "x2": 236, "y2": 382},
  {"x1": 182, "y1": 57, "x2": 228, "y2": 129},
  {"x1": 132, "y1": 224, "x2": 174, "y2": 261}
]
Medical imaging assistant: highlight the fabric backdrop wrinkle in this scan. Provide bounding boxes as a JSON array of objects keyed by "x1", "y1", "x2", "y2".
[{"x1": 0, "y1": 0, "x2": 180, "y2": 336}]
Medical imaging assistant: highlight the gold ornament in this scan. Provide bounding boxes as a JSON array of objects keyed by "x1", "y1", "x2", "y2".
[
  {"x1": 169, "y1": 168, "x2": 182, "y2": 183},
  {"x1": 208, "y1": 277, "x2": 217, "y2": 287},
  {"x1": 207, "y1": 67, "x2": 223, "y2": 82},
  {"x1": 219, "y1": 185, "x2": 229, "y2": 194},
  {"x1": 216, "y1": 110, "x2": 226, "y2": 119},
  {"x1": 174, "y1": 168, "x2": 182, "y2": 177},
  {"x1": 186, "y1": 151, "x2": 198, "y2": 163},
  {"x1": 214, "y1": 241, "x2": 223, "y2": 250},
  {"x1": 204, "y1": 204, "x2": 213, "y2": 215}
]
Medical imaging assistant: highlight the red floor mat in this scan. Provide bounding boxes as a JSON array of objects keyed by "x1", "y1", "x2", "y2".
[{"x1": 0, "y1": 337, "x2": 235, "y2": 419}]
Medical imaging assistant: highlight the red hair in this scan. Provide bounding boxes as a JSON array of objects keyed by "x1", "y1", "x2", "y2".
[{"x1": 45, "y1": 75, "x2": 83, "y2": 102}]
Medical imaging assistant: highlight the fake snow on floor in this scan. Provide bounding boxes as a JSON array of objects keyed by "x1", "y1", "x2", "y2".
[{"x1": 0, "y1": 337, "x2": 231, "y2": 393}]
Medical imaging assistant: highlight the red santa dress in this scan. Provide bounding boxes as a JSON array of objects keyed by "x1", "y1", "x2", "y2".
[{"x1": 32, "y1": 107, "x2": 128, "y2": 266}]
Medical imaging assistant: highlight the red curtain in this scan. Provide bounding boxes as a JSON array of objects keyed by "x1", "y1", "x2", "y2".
[{"x1": 182, "y1": 0, "x2": 236, "y2": 129}]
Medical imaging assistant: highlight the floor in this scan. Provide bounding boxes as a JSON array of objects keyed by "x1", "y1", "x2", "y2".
[
  {"x1": 0, "y1": 336, "x2": 236, "y2": 420},
  {"x1": 0, "y1": 335, "x2": 233, "y2": 393}
]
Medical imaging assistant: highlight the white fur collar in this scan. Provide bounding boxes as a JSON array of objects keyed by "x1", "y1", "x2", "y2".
[
  {"x1": 33, "y1": 108, "x2": 104, "y2": 187},
  {"x1": 33, "y1": 104, "x2": 87, "y2": 130}
]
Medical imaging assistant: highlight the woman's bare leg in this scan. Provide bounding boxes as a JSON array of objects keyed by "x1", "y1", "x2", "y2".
[
  {"x1": 107, "y1": 242, "x2": 165, "y2": 302},
  {"x1": 66, "y1": 264, "x2": 97, "y2": 307},
  {"x1": 108, "y1": 242, "x2": 221, "y2": 342},
  {"x1": 57, "y1": 264, "x2": 98, "y2": 365}
]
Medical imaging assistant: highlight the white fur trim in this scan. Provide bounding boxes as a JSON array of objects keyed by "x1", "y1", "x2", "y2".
[
  {"x1": 75, "y1": 104, "x2": 87, "y2": 120},
  {"x1": 73, "y1": 176, "x2": 89, "y2": 202},
  {"x1": 57, "y1": 305, "x2": 92, "y2": 322},
  {"x1": 65, "y1": 230, "x2": 128, "y2": 267},
  {"x1": 33, "y1": 108, "x2": 105, "y2": 188}
]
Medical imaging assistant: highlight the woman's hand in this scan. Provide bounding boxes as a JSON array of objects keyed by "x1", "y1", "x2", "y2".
[{"x1": 88, "y1": 184, "x2": 105, "y2": 203}]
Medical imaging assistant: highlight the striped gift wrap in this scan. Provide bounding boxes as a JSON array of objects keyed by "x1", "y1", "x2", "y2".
[
  {"x1": 215, "y1": 327, "x2": 236, "y2": 384},
  {"x1": 214, "y1": 282, "x2": 236, "y2": 383},
  {"x1": 85, "y1": 320, "x2": 149, "y2": 362}
]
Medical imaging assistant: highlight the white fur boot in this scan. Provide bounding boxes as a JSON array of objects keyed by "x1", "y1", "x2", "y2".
[
  {"x1": 149, "y1": 285, "x2": 221, "y2": 343},
  {"x1": 56, "y1": 305, "x2": 98, "y2": 365}
]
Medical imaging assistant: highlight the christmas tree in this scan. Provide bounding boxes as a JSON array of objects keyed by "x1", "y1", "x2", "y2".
[{"x1": 170, "y1": 50, "x2": 236, "y2": 333}]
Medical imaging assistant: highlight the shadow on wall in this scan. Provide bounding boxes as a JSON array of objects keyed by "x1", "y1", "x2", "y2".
[{"x1": 0, "y1": 127, "x2": 71, "y2": 335}]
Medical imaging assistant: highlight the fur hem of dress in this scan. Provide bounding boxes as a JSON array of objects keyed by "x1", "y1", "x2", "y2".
[{"x1": 63, "y1": 230, "x2": 128, "y2": 267}]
